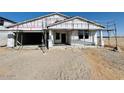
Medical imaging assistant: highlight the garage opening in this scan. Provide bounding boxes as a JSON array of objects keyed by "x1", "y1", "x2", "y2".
[{"x1": 15, "y1": 32, "x2": 44, "y2": 45}]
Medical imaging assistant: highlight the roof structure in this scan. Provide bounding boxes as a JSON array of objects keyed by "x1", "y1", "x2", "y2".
[
  {"x1": 7, "y1": 12, "x2": 105, "y2": 29},
  {"x1": 7, "y1": 12, "x2": 69, "y2": 28},
  {"x1": 48, "y1": 16, "x2": 105, "y2": 28}
]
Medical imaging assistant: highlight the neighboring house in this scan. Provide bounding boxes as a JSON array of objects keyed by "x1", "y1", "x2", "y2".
[
  {"x1": 4, "y1": 13, "x2": 104, "y2": 48},
  {"x1": 0, "y1": 17, "x2": 16, "y2": 46}
]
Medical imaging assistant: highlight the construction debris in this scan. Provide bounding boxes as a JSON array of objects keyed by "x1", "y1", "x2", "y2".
[{"x1": 112, "y1": 46, "x2": 122, "y2": 52}]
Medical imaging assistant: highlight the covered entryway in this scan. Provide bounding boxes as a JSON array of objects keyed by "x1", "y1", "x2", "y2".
[{"x1": 53, "y1": 30, "x2": 69, "y2": 45}]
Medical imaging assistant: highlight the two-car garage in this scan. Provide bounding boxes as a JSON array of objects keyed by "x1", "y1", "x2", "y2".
[{"x1": 14, "y1": 32, "x2": 45, "y2": 46}]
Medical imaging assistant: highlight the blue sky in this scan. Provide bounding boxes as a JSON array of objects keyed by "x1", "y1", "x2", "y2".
[{"x1": 0, "y1": 12, "x2": 124, "y2": 36}]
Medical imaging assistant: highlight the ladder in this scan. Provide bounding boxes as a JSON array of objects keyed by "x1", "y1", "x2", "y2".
[{"x1": 103, "y1": 20, "x2": 118, "y2": 50}]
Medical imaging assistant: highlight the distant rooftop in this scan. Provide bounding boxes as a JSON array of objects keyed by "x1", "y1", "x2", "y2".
[{"x1": 0, "y1": 16, "x2": 17, "y2": 23}]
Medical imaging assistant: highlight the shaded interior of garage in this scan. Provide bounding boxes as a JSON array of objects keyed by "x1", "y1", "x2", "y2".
[{"x1": 15, "y1": 32, "x2": 44, "y2": 45}]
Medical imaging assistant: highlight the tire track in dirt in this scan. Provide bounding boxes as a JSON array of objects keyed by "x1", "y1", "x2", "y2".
[{"x1": 82, "y1": 49, "x2": 122, "y2": 80}]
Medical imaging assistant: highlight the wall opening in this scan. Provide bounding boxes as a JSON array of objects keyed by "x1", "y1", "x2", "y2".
[{"x1": 15, "y1": 32, "x2": 44, "y2": 45}]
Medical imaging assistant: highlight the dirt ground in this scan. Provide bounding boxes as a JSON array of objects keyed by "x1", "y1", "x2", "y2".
[
  {"x1": 104, "y1": 37, "x2": 124, "y2": 51},
  {"x1": 0, "y1": 38, "x2": 124, "y2": 80}
]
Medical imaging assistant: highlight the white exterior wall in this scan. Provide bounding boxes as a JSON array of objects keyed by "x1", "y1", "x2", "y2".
[
  {"x1": 0, "y1": 21, "x2": 15, "y2": 47},
  {"x1": 4, "y1": 21, "x2": 15, "y2": 27},
  {"x1": 48, "y1": 17, "x2": 100, "y2": 47},
  {"x1": 93, "y1": 31, "x2": 97, "y2": 45},
  {"x1": 70, "y1": 30, "x2": 97, "y2": 46},
  {"x1": 7, "y1": 31, "x2": 15, "y2": 48},
  {"x1": 90, "y1": 31, "x2": 98, "y2": 45},
  {"x1": 48, "y1": 30, "x2": 54, "y2": 47},
  {"x1": 70, "y1": 30, "x2": 78, "y2": 45},
  {"x1": 50, "y1": 30, "x2": 98, "y2": 47},
  {"x1": 0, "y1": 31, "x2": 9, "y2": 46},
  {"x1": 49, "y1": 19, "x2": 102, "y2": 30},
  {"x1": 99, "y1": 30, "x2": 104, "y2": 47}
]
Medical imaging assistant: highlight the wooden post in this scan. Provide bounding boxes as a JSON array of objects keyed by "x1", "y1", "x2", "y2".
[
  {"x1": 83, "y1": 30, "x2": 85, "y2": 47},
  {"x1": 21, "y1": 31, "x2": 23, "y2": 46},
  {"x1": 16, "y1": 31, "x2": 18, "y2": 47},
  {"x1": 47, "y1": 30, "x2": 49, "y2": 49},
  {"x1": 114, "y1": 23, "x2": 118, "y2": 49},
  {"x1": 45, "y1": 29, "x2": 49, "y2": 49},
  {"x1": 107, "y1": 30, "x2": 111, "y2": 45},
  {"x1": 43, "y1": 31, "x2": 46, "y2": 47}
]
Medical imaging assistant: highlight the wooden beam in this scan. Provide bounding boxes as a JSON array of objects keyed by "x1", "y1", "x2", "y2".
[
  {"x1": 21, "y1": 31, "x2": 23, "y2": 46},
  {"x1": 114, "y1": 23, "x2": 118, "y2": 49},
  {"x1": 16, "y1": 31, "x2": 18, "y2": 46}
]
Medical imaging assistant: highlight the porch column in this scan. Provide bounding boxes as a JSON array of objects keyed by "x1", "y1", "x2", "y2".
[
  {"x1": 92, "y1": 31, "x2": 97, "y2": 45},
  {"x1": 99, "y1": 30, "x2": 104, "y2": 47},
  {"x1": 48, "y1": 30, "x2": 54, "y2": 48},
  {"x1": 94, "y1": 31, "x2": 97, "y2": 45}
]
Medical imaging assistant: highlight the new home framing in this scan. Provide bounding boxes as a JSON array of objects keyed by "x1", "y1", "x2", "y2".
[{"x1": 0, "y1": 13, "x2": 106, "y2": 49}]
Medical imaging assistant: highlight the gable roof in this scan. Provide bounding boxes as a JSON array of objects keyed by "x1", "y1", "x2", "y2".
[
  {"x1": 0, "y1": 17, "x2": 16, "y2": 23},
  {"x1": 48, "y1": 16, "x2": 105, "y2": 28},
  {"x1": 7, "y1": 12, "x2": 69, "y2": 28}
]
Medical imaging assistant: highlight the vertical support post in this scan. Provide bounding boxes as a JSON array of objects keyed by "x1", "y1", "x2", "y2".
[
  {"x1": 44, "y1": 29, "x2": 48, "y2": 49},
  {"x1": 107, "y1": 22, "x2": 110, "y2": 46},
  {"x1": 107, "y1": 30, "x2": 111, "y2": 46},
  {"x1": 7, "y1": 31, "x2": 15, "y2": 48},
  {"x1": 89, "y1": 31, "x2": 92, "y2": 45},
  {"x1": 21, "y1": 31, "x2": 23, "y2": 46},
  {"x1": 48, "y1": 30, "x2": 53, "y2": 48},
  {"x1": 47, "y1": 31, "x2": 49, "y2": 49},
  {"x1": 94, "y1": 31, "x2": 97, "y2": 46},
  {"x1": 92, "y1": 31, "x2": 94, "y2": 45},
  {"x1": 41, "y1": 31, "x2": 43, "y2": 46},
  {"x1": 83, "y1": 30, "x2": 85, "y2": 47},
  {"x1": 99, "y1": 30, "x2": 104, "y2": 47},
  {"x1": 114, "y1": 23, "x2": 118, "y2": 49},
  {"x1": 16, "y1": 31, "x2": 18, "y2": 47}
]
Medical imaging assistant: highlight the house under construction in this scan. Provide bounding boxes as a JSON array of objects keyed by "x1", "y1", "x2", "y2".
[{"x1": 0, "y1": 13, "x2": 118, "y2": 49}]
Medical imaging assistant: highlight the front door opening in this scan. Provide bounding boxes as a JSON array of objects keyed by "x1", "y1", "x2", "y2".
[{"x1": 61, "y1": 33, "x2": 66, "y2": 44}]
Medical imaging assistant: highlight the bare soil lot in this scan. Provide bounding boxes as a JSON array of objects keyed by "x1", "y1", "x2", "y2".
[
  {"x1": 104, "y1": 37, "x2": 124, "y2": 51},
  {"x1": 0, "y1": 38, "x2": 124, "y2": 80}
]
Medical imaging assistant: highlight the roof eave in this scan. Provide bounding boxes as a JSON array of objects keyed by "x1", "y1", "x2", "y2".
[{"x1": 48, "y1": 16, "x2": 105, "y2": 28}]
